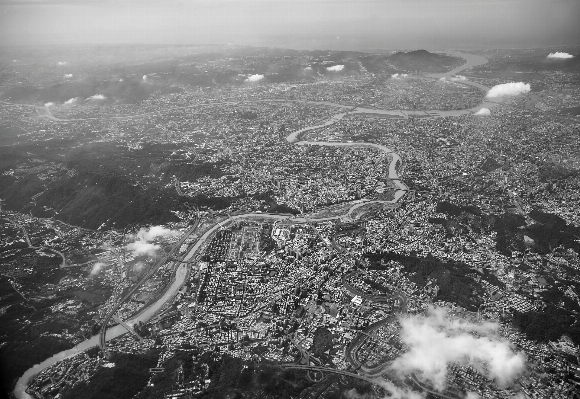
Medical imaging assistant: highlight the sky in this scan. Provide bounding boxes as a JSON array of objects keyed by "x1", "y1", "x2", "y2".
[{"x1": 1, "y1": 0, "x2": 579, "y2": 50}]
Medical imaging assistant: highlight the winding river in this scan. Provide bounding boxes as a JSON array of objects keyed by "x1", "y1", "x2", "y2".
[{"x1": 14, "y1": 50, "x2": 497, "y2": 399}]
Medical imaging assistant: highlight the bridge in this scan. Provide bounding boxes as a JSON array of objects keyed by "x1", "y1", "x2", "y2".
[
  {"x1": 149, "y1": 367, "x2": 165, "y2": 374},
  {"x1": 112, "y1": 315, "x2": 143, "y2": 342}
]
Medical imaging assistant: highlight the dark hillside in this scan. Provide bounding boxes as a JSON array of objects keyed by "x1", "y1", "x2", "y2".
[
  {"x1": 0, "y1": 170, "x2": 190, "y2": 229},
  {"x1": 61, "y1": 351, "x2": 158, "y2": 399},
  {"x1": 364, "y1": 251, "x2": 488, "y2": 311},
  {"x1": 0, "y1": 76, "x2": 181, "y2": 105},
  {"x1": 388, "y1": 50, "x2": 463, "y2": 73}
]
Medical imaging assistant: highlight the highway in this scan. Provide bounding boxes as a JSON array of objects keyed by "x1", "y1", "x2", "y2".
[
  {"x1": 279, "y1": 364, "x2": 380, "y2": 384},
  {"x1": 112, "y1": 315, "x2": 143, "y2": 342},
  {"x1": 99, "y1": 214, "x2": 200, "y2": 353},
  {"x1": 407, "y1": 374, "x2": 463, "y2": 399}
]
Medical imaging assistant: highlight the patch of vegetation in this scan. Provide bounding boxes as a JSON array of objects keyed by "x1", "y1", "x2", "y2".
[
  {"x1": 364, "y1": 251, "x2": 485, "y2": 311},
  {"x1": 268, "y1": 203, "x2": 300, "y2": 214},
  {"x1": 431, "y1": 201, "x2": 580, "y2": 257},
  {"x1": 479, "y1": 157, "x2": 502, "y2": 173},
  {"x1": 538, "y1": 162, "x2": 579, "y2": 183},
  {"x1": 513, "y1": 306, "x2": 580, "y2": 344},
  {"x1": 61, "y1": 351, "x2": 158, "y2": 399},
  {"x1": 169, "y1": 161, "x2": 230, "y2": 182}
]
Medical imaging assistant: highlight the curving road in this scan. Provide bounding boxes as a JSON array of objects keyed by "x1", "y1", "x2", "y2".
[
  {"x1": 14, "y1": 50, "x2": 498, "y2": 399},
  {"x1": 18, "y1": 225, "x2": 66, "y2": 268},
  {"x1": 279, "y1": 364, "x2": 380, "y2": 384},
  {"x1": 341, "y1": 270, "x2": 408, "y2": 377}
]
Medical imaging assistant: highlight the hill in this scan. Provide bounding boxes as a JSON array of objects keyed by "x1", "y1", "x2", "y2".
[{"x1": 387, "y1": 49, "x2": 463, "y2": 73}]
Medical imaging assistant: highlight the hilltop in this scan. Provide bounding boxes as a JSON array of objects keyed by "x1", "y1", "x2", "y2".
[{"x1": 388, "y1": 49, "x2": 463, "y2": 73}]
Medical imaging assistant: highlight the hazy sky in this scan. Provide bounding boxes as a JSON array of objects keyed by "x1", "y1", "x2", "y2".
[{"x1": 1, "y1": 0, "x2": 579, "y2": 50}]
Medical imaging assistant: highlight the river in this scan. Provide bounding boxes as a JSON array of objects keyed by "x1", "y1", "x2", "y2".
[
  {"x1": 12, "y1": 263, "x2": 188, "y2": 399},
  {"x1": 14, "y1": 50, "x2": 496, "y2": 399}
]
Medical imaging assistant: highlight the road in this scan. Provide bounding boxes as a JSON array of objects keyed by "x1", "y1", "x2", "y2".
[
  {"x1": 14, "y1": 50, "x2": 497, "y2": 399},
  {"x1": 18, "y1": 225, "x2": 66, "y2": 268}
]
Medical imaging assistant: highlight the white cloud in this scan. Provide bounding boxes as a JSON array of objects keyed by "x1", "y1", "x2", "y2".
[
  {"x1": 124, "y1": 225, "x2": 179, "y2": 257},
  {"x1": 143, "y1": 74, "x2": 148, "y2": 80},
  {"x1": 126, "y1": 241, "x2": 160, "y2": 257},
  {"x1": 57, "y1": 61, "x2": 68, "y2": 66},
  {"x1": 245, "y1": 74, "x2": 264, "y2": 82},
  {"x1": 304, "y1": 66, "x2": 313, "y2": 71},
  {"x1": 389, "y1": 306, "x2": 526, "y2": 392},
  {"x1": 486, "y1": 82, "x2": 530, "y2": 98},
  {"x1": 547, "y1": 52, "x2": 574, "y2": 59},
  {"x1": 391, "y1": 73, "x2": 408, "y2": 79},
  {"x1": 64, "y1": 97, "x2": 78, "y2": 105},
  {"x1": 44, "y1": 102, "x2": 54, "y2": 107},
  {"x1": 441, "y1": 75, "x2": 466, "y2": 83},
  {"x1": 326, "y1": 65, "x2": 345, "y2": 72},
  {"x1": 86, "y1": 94, "x2": 106, "y2": 101},
  {"x1": 136, "y1": 225, "x2": 179, "y2": 242},
  {"x1": 474, "y1": 108, "x2": 491, "y2": 116},
  {"x1": 91, "y1": 262, "x2": 107, "y2": 275},
  {"x1": 64, "y1": 74, "x2": 73, "y2": 78}
]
